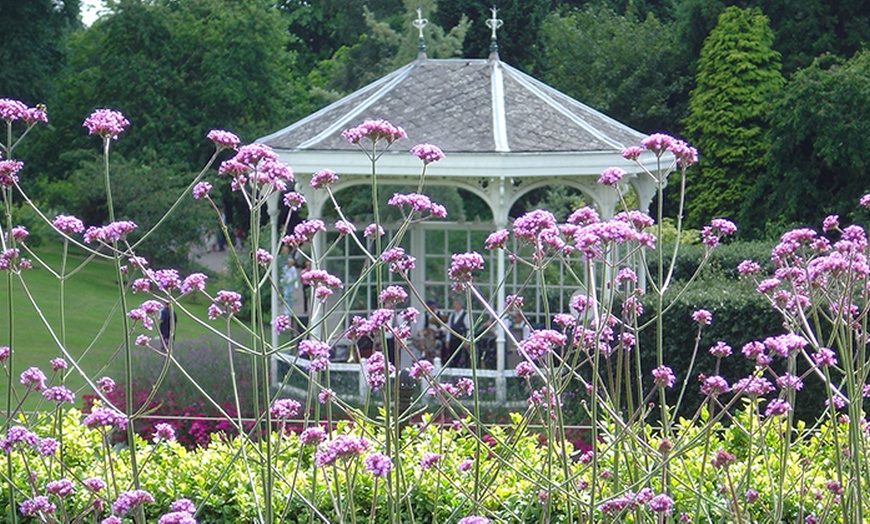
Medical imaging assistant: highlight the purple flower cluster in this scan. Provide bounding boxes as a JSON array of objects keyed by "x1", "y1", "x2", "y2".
[
  {"x1": 219, "y1": 143, "x2": 293, "y2": 192},
  {"x1": 283, "y1": 191, "x2": 306, "y2": 210},
  {"x1": 270, "y1": 398, "x2": 301, "y2": 419},
  {"x1": 112, "y1": 489, "x2": 155, "y2": 515},
  {"x1": 83, "y1": 109, "x2": 129, "y2": 140},
  {"x1": 0, "y1": 159, "x2": 24, "y2": 188},
  {"x1": 691, "y1": 309, "x2": 712, "y2": 325},
  {"x1": 379, "y1": 285, "x2": 408, "y2": 307},
  {"x1": 335, "y1": 219, "x2": 356, "y2": 235},
  {"x1": 19, "y1": 496, "x2": 56, "y2": 517},
  {"x1": 341, "y1": 119, "x2": 407, "y2": 145},
  {"x1": 192, "y1": 181, "x2": 212, "y2": 200},
  {"x1": 282, "y1": 219, "x2": 326, "y2": 248},
  {"x1": 298, "y1": 340, "x2": 331, "y2": 372},
  {"x1": 20, "y1": 367, "x2": 47, "y2": 391},
  {"x1": 83, "y1": 406, "x2": 128, "y2": 430},
  {"x1": 448, "y1": 252, "x2": 484, "y2": 288},
  {"x1": 209, "y1": 290, "x2": 242, "y2": 319},
  {"x1": 0, "y1": 426, "x2": 39, "y2": 453},
  {"x1": 365, "y1": 352, "x2": 394, "y2": 390},
  {"x1": 83, "y1": 220, "x2": 138, "y2": 244},
  {"x1": 1, "y1": 98, "x2": 47, "y2": 124},
  {"x1": 180, "y1": 273, "x2": 208, "y2": 294},
  {"x1": 652, "y1": 365, "x2": 676, "y2": 389},
  {"x1": 299, "y1": 269, "x2": 343, "y2": 302},
  {"x1": 388, "y1": 192, "x2": 448, "y2": 218},
  {"x1": 314, "y1": 434, "x2": 369, "y2": 467},
  {"x1": 517, "y1": 329, "x2": 567, "y2": 361},
  {"x1": 699, "y1": 375, "x2": 730, "y2": 396},
  {"x1": 410, "y1": 143, "x2": 444, "y2": 164},
  {"x1": 364, "y1": 452, "x2": 393, "y2": 478},
  {"x1": 701, "y1": 218, "x2": 738, "y2": 247},
  {"x1": 206, "y1": 129, "x2": 240, "y2": 150},
  {"x1": 46, "y1": 479, "x2": 74, "y2": 497},
  {"x1": 409, "y1": 360, "x2": 434, "y2": 379},
  {"x1": 732, "y1": 375, "x2": 775, "y2": 397},
  {"x1": 300, "y1": 427, "x2": 327, "y2": 446},
  {"x1": 272, "y1": 314, "x2": 292, "y2": 334},
  {"x1": 310, "y1": 169, "x2": 339, "y2": 189},
  {"x1": 457, "y1": 517, "x2": 491, "y2": 524},
  {"x1": 597, "y1": 167, "x2": 626, "y2": 186},
  {"x1": 420, "y1": 452, "x2": 441, "y2": 469},
  {"x1": 42, "y1": 385, "x2": 75, "y2": 404}
]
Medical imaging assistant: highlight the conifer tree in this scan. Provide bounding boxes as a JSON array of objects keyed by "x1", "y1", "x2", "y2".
[{"x1": 683, "y1": 6, "x2": 784, "y2": 227}]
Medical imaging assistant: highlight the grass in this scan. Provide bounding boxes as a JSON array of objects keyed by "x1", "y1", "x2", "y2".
[{"x1": 0, "y1": 243, "x2": 218, "y2": 414}]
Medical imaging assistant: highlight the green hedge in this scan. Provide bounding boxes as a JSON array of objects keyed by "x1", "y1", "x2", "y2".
[{"x1": 637, "y1": 275, "x2": 827, "y2": 421}]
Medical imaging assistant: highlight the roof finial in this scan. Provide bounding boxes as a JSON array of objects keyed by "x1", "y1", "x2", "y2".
[
  {"x1": 413, "y1": 7, "x2": 428, "y2": 59},
  {"x1": 485, "y1": 6, "x2": 503, "y2": 59}
]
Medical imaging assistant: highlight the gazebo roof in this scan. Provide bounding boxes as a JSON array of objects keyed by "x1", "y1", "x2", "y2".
[{"x1": 259, "y1": 56, "x2": 645, "y2": 154}]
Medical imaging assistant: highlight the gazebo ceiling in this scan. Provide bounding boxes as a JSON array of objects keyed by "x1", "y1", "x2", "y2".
[{"x1": 259, "y1": 56, "x2": 645, "y2": 155}]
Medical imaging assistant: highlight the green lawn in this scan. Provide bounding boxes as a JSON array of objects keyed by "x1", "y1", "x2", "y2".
[{"x1": 0, "y1": 244, "x2": 217, "y2": 414}]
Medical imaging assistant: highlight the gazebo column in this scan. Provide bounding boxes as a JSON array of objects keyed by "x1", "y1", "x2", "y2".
[{"x1": 493, "y1": 177, "x2": 510, "y2": 404}]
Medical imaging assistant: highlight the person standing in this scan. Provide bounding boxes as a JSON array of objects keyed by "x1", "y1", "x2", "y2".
[{"x1": 443, "y1": 299, "x2": 470, "y2": 367}]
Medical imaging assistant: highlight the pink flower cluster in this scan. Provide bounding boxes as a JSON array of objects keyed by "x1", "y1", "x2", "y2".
[
  {"x1": 410, "y1": 143, "x2": 445, "y2": 164},
  {"x1": 270, "y1": 398, "x2": 301, "y2": 419},
  {"x1": 282, "y1": 219, "x2": 326, "y2": 248},
  {"x1": 298, "y1": 340, "x2": 331, "y2": 371},
  {"x1": 448, "y1": 252, "x2": 484, "y2": 288},
  {"x1": 518, "y1": 329, "x2": 567, "y2": 361},
  {"x1": 0, "y1": 158, "x2": 24, "y2": 188},
  {"x1": 206, "y1": 129, "x2": 240, "y2": 150},
  {"x1": 701, "y1": 218, "x2": 738, "y2": 247},
  {"x1": 219, "y1": 143, "x2": 293, "y2": 192},
  {"x1": 1, "y1": 98, "x2": 48, "y2": 125},
  {"x1": 310, "y1": 169, "x2": 339, "y2": 189},
  {"x1": 111, "y1": 489, "x2": 155, "y2": 516},
  {"x1": 299, "y1": 269, "x2": 343, "y2": 302},
  {"x1": 52, "y1": 214, "x2": 85, "y2": 235},
  {"x1": 83, "y1": 220, "x2": 138, "y2": 244},
  {"x1": 192, "y1": 181, "x2": 212, "y2": 200},
  {"x1": 364, "y1": 452, "x2": 393, "y2": 478},
  {"x1": 365, "y1": 352, "x2": 394, "y2": 390},
  {"x1": 387, "y1": 192, "x2": 448, "y2": 218},
  {"x1": 341, "y1": 119, "x2": 407, "y2": 145},
  {"x1": 208, "y1": 290, "x2": 242, "y2": 319},
  {"x1": 83, "y1": 109, "x2": 129, "y2": 140},
  {"x1": 83, "y1": 406, "x2": 128, "y2": 430},
  {"x1": 314, "y1": 434, "x2": 369, "y2": 467}
]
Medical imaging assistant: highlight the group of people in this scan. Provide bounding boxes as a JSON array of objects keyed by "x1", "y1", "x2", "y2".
[{"x1": 411, "y1": 299, "x2": 532, "y2": 369}]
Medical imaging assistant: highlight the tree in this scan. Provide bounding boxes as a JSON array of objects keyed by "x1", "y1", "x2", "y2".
[
  {"x1": 740, "y1": 51, "x2": 870, "y2": 236},
  {"x1": 0, "y1": 0, "x2": 81, "y2": 105},
  {"x1": 311, "y1": 0, "x2": 468, "y2": 95},
  {"x1": 539, "y1": 4, "x2": 689, "y2": 134},
  {"x1": 682, "y1": 6, "x2": 784, "y2": 227}
]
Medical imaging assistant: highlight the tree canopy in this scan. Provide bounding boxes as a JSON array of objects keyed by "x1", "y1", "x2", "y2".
[{"x1": 683, "y1": 6, "x2": 784, "y2": 228}]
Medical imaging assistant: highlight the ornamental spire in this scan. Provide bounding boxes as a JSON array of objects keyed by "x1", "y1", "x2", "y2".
[
  {"x1": 485, "y1": 6, "x2": 503, "y2": 59},
  {"x1": 413, "y1": 7, "x2": 428, "y2": 59}
]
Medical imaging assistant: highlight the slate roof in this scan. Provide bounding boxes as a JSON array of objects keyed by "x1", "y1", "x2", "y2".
[{"x1": 259, "y1": 55, "x2": 645, "y2": 154}]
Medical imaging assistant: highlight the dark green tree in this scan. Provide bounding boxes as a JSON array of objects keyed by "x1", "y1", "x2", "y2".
[
  {"x1": 740, "y1": 51, "x2": 870, "y2": 236},
  {"x1": 683, "y1": 6, "x2": 784, "y2": 227},
  {"x1": 0, "y1": 0, "x2": 81, "y2": 104},
  {"x1": 539, "y1": 4, "x2": 689, "y2": 134}
]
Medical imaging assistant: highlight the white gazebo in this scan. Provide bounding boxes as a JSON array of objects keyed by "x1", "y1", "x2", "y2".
[{"x1": 258, "y1": 12, "x2": 659, "y2": 403}]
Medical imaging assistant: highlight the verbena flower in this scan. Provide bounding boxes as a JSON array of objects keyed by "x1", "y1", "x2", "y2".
[
  {"x1": 158, "y1": 511, "x2": 198, "y2": 524},
  {"x1": 270, "y1": 398, "x2": 301, "y2": 419},
  {"x1": 341, "y1": 119, "x2": 406, "y2": 145},
  {"x1": 83, "y1": 407, "x2": 128, "y2": 430},
  {"x1": 272, "y1": 315, "x2": 292, "y2": 334},
  {"x1": 20, "y1": 367, "x2": 47, "y2": 391},
  {"x1": 0, "y1": 160, "x2": 23, "y2": 188},
  {"x1": 484, "y1": 229, "x2": 509, "y2": 250},
  {"x1": 46, "y1": 479, "x2": 74, "y2": 497},
  {"x1": 364, "y1": 452, "x2": 393, "y2": 478},
  {"x1": 364, "y1": 223, "x2": 384, "y2": 238},
  {"x1": 112, "y1": 489, "x2": 155, "y2": 515},
  {"x1": 314, "y1": 435, "x2": 369, "y2": 467},
  {"x1": 298, "y1": 340, "x2": 331, "y2": 372},
  {"x1": 310, "y1": 169, "x2": 338, "y2": 189},
  {"x1": 732, "y1": 375, "x2": 774, "y2": 397},
  {"x1": 379, "y1": 285, "x2": 408, "y2": 307},
  {"x1": 420, "y1": 452, "x2": 440, "y2": 469},
  {"x1": 0, "y1": 98, "x2": 29, "y2": 121},
  {"x1": 206, "y1": 129, "x2": 240, "y2": 150},
  {"x1": 283, "y1": 191, "x2": 306, "y2": 210},
  {"x1": 335, "y1": 219, "x2": 355, "y2": 235},
  {"x1": 43, "y1": 386, "x2": 75, "y2": 404},
  {"x1": 365, "y1": 352, "x2": 394, "y2": 390},
  {"x1": 97, "y1": 376, "x2": 116, "y2": 393},
  {"x1": 153, "y1": 423, "x2": 176, "y2": 442},
  {"x1": 708, "y1": 341, "x2": 732, "y2": 358},
  {"x1": 457, "y1": 516, "x2": 491, "y2": 524},
  {"x1": 448, "y1": 252, "x2": 484, "y2": 286},
  {"x1": 691, "y1": 309, "x2": 712, "y2": 325},
  {"x1": 83, "y1": 109, "x2": 129, "y2": 140},
  {"x1": 300, "y1": 427, "x2": 326, "y2": 446},
  {"x1": 180, "y1": 273, "x2": 208, "y2": 294},
  {"x1": 19, "y1": 496, "x2": 56, "y2": 517},
  {"x1": 409, "y1": 360, "x2": 433, "y2": 379},
  {"x1": 647, "y1": 493, "x2": 674, "y2": 514},
  {"x1": 192, "y1": 181, "x2": 212, "y2": 200},
  {"x1": 83, "y1": 478, "x2": 107, "y2": 492},
  {"x1": 699, "y1": 375, "x2": 730, "y2": 396},
  {"x1": 712, "y1": 449, "x2": 736, "y2": 469},
  {"x1": 410, "y1": 143, "x2": 444, "y2": 164},
  {"x1": 598, "y1": 167, "x2": 626, "y2": 186},
  {"x1": 765, "y1": 398, "x2": 792, "y2": 417},
  {"x1": 652, "y1": 365, "x2": 675, "y2": 389}
]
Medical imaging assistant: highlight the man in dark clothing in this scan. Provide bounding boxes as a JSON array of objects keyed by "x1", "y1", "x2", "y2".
[{"x1": 158, "y1": 304, "x2": 177, "y2": 349}]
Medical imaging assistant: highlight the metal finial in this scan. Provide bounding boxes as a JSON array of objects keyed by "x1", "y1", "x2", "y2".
[
  {"x1": 485, "y1": 6, "x2": 503, "y2": 54},
  {"x1": 413, "y1": 7, "x2": 428, "y2": 54}
]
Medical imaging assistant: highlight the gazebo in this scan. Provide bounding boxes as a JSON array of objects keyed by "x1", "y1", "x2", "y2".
[{"x1": 258, "y1": 10, "x2": 658, "y2": 403}]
